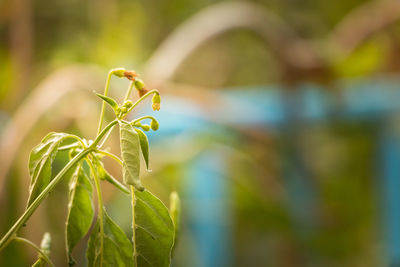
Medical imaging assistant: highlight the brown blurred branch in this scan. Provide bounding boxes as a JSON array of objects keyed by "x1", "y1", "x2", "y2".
[
  {"x1": 144, "y1": 1, "x2": 322, "y2": 87},
  {"x1": 0, "y1": 64, "x2": 103, "y2": 198},
  {"x1": 8, "y1": 0, "x2": 33, "y2": 109},
  {"x1": 328, "y1": 0, "x2": 400, "y2": 58}
]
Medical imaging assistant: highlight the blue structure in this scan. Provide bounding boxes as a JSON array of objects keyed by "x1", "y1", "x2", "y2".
[{"x1": 135, "y1": 76, "x2": 400, "y2": 266}]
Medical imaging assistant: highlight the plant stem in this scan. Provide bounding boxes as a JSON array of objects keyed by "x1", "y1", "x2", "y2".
[
  {"x1": 123, "y1": 89, "x2": 159, "y2": 119},
  {"x1": 124, "y1": 81, "x2": 135, "y2": 103},
  {"x1": 131, "y1": 115, "x2": 157, "y2": 125},
  {"x1": 58, "y1": 143, "x2": 80, "y2": 151},
  {"x1": 0, "y1": 149, "x2": 91, "y2": 251},
  {"x1": 65, "y1": 134, "x2": 87, "y2": 148},
  {"x1": 95, "y1": 149, "x2": 123, "y2": 166},
  {"x1": 87, "y1": 160, "x2": 104, "y2": 267},
  {"x1": 130, "y1": 186, "x2": 137, "y2": 267},
  {"x1": 92, "y1": 120, "x2": 118, "y2": 148},
  {"x1": 97, "y1": 71, "x2": 113, "y2": 135},
  {"x1": 0, "y1": 120, "x2": 117, "y2": 252},
  {"x1": 13, "y1": 237, "x2": 55, "y2": 267}
]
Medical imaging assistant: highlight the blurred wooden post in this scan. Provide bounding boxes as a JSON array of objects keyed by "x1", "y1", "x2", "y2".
[
  {"x1": 183, "y1": 150, "x2": 233, "y2": 267},
  {"x1": 379, "y1": 121, "x2": 400, "y2": 267},
  {"x1": 8, "y1": 0, "x2": 32, "y2": 108},
  {"x1": 281, "y1": 89, "x2": 318, "y2": 244}
]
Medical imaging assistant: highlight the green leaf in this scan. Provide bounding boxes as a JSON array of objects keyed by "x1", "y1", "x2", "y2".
[
  {"x1": 27, "y1": 132, "x2": 70, "y2": 206},
  {"x1": 134, "y1": 128, "x2": 150, "y2": 170},
  {"x1": 92, "y1": 157, "x2": 129, "y2": 194},
  {"x1": 65, "y1": 165, "x2": 94, "y2": 266},
  {"x1": 133, "y1": 189, "x2": 175, "y2": 267},
  {"x1": 96, "y1": 93, "x2": 119, "y2": 110},
  {"x1": 119, "y1": 123, "x2": 144, "y2": 191},
  {"x1": 87, "y1": 210, "x2": 133, "y2": 267}
]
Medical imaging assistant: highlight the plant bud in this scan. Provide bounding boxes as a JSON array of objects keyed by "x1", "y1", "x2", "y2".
[
  {"x1": 141, "y1": 125, "x2": 150, "y2": 131},
  {"x1": 116, "y1": 107, "x2": 121, "y2": 116},
  {"x1": 123, "y1": 70, "x2": 138, "y2": 81},
  {"x1": 150, "y1": 119, "x2": 159, "y2": 131},
  {"x1": 138, "y1": 88, "x2": 149, "y2": 97},
  {"x1": 121, "y1": 106, "x2": 127, "y2": 114},
  {"x1": 111, "y1": 68, "x2": 126, "y2": 78},
  {"x1": 124, "y1": 100, "x2": 133, "y2": 108},
  {"x1": 134, "y1": 79, "x2": 145, "y2": 90},
  {"x1": 40, "y1": 232, "x2": 51, "y2": 256},
  {"x1": 152, "y1": 94, "x2": 161, "y2": 111}
]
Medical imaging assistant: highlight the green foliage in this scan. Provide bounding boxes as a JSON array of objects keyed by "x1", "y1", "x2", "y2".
[
  {"x1": 66, "y1": 165, "x2": 94, "y2": 266},
  {"x1": 96, "y1": 93, "x2": 119, "y2": 111},
  {"x1": 134, "y1": 128, "x2": 150, "y2": 170},
  {"x1": 87, "y1": 210, "x2": 134, "y2": 267},
  {"x1": 0, "y1": 69, "x2": 179, "y2": 267},
  {"x1": 120, "y1": 122, "x2": 144, "y2": 191},
  {"x1": 27, "y1": 132, "x2": 70, "y2": 206},
  {"x1": 134, "y1": 190, "x2": 175, "y2": 267}
]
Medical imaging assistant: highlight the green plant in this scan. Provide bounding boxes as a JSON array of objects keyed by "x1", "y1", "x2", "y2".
[{"x1": 0, "y1": 68, "x2": 180, "y2": 266}]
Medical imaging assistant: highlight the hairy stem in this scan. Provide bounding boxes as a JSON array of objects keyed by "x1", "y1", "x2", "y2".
[
  {"x1": 95, "y1": 149, "x2": 123, "y2": 166},
  {"x1": 87, "y1": 160, "x2": 104, "y2": 267},
  {"x1": 130, "y1": 186, "x2": 137, "y2": 267},
  {"x1": 124, "y1": 81, "x2": 135, "y2": 103},
  {"x1": 92, "y1": 120, "x2": 118, "y2": 148},
  {"x1": 131, "y1": 115, "x2": 157, "y2": 125},
  {"x1": 97, "y1": 71, "x2": 113, "y2": 135},
  {"x1": 13, "y1": 237, "x2": 55, "y2": 267},
  {"x1": 65, "y1": 134, "x2": 87, "y2": 149},
  {"x1": 123, "y1": 89, "x2": 159, "y2": 118},
  {"x1": 58, "y1": 143, "x2": 80, "y2": 151}
]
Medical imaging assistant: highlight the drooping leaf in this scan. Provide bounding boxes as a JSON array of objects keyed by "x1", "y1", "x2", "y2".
[
  {"x1": 65, "y1": 165, "x2": 94, "y2": 266},
  {"x1": 87, "y1": 209, "x2": 133, "y2": 267},
  {"x1": 27, "y1": 132, "x2": 70, "y2": 206},
  {"x1": 134, "y1": 128, "x2": 149, "y2": 170},
  {"x1": 96, "y1": 93, "x2": 119, "y2": 111},
  {"x1": 92, "y1": 157, "x2": 129, "y2": 194},
  {"x1": 32, "y1": 232, "x2": 52, "y2": 267},
  {"x1": 119, "y1": 122, "x2": 144, "y2": 191},
  {"x1": 133, "y1": 189, "x2": 175, "y2": 267}
]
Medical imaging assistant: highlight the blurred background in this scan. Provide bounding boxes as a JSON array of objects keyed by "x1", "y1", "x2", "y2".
[{"x1": 1, "y1": 0, "x2": 400, "y2": 266}]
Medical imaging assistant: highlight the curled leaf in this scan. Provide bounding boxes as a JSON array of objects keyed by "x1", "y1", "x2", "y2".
[
  {"x1": 87, "y1": 209, "x2": 133, "y2": 267},
  {"x1": 133, "y1": 189, "x2": 175, "y2": 267},
  {"x1": 96, "y1": 93, "x2": 118, "y2": 111},
  {"x1": 120, "y1": 123, "x2": 144, "y2": 191},
  {"x1": 134, "y1": 128, "x2": 150, "y2": 170},
  {"x1": 28, "y1": 132, "x2": 71, "y2": 206},
  {"x1": 65, "y1": 165, "x2": 94, "y2": 266}
]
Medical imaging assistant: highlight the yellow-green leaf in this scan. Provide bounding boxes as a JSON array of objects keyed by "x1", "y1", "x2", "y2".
[
  {"x1": 134, "y1": 128, "x2": 150, "y2": 170},
  {"x1": 133, "y1": 189, "x2": 175, "y2": 267},
  {"x1": 119, "y1": 123, "x2": 144, "y2": 191},
  {"x1": 27, "y1": 132, "x2": 70, "y2": 206},
  {"x1": 65, "y1": 165, "x2": 94, "y2": 266},
  {"x1": 87, "y1": 210, "x2": 133, "y2": 267}
]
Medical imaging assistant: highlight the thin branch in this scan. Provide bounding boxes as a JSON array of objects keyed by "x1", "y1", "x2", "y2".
[{"x1": 12, "y1": 237, "x2": 54, "y2": 267}]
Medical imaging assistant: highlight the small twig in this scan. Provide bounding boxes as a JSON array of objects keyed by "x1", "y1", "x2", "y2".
[{"x1": 12, "y1": 237, "x2": 54, "y2": 267}]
